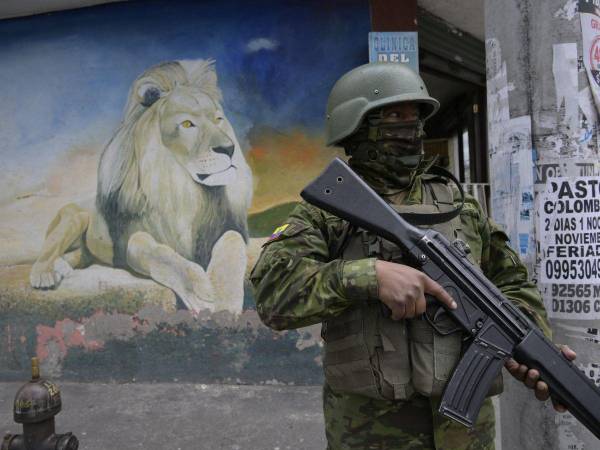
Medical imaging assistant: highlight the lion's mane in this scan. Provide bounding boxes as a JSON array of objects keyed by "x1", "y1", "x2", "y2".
[{"x1": 96, "y1": 60, "x2": 252, "y2": 269}]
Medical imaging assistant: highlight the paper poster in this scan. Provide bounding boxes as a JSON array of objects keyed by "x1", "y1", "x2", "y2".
[{"x1": 539, "y1": 176, "x2": 600, "y2": 318}]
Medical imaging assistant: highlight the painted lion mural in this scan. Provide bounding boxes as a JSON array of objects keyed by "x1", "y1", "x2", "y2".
[{"x1": 29, "y1": 59, "x2": 253, "y2": 314}]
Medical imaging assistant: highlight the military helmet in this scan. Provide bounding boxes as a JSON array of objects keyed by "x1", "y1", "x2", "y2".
[{"x1": 325, "y1": 62, "x2": 440, "y2": 146}]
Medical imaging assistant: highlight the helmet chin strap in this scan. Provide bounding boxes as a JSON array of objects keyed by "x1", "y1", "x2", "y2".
[
  {"x1": 345, "y1": 118, "x2": 465, "y2": 225},
  {"x1": 348, "y1": 151, "x2": 465, "y2": 225},
  {"x1": 348, "y1": 145, "x2": 433, "y2": 194}
]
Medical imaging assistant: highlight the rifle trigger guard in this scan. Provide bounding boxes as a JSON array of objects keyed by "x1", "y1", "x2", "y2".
[{"x1": 423, "y1": 306, "x2": 462, "y2": 336}]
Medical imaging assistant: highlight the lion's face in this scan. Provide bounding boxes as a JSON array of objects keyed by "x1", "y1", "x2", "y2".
[
  {"x1": 157, "y1": 86, "x2": 242, "y2": 187},
  {"x1": 98, "y1": 59, "x2": 253, "y2": 224}
]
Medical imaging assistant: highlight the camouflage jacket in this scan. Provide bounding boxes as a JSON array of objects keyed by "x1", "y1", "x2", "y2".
[{"x1": 250, "y1": 176, "x2": 552, "y2": 338}]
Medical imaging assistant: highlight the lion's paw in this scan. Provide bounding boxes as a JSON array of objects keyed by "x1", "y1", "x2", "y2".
[
  {"x1": 179, "y1": 290, "x2": 216, "y2": 314},
  {"x1": 177, "y1": 260, "x2": 218, "y2": 313},
  {"x1": 209, "y1": 231, "x2": 246, "y2": 270},
  {"x1": 30, "y1": 257, "x2": 73, "y2": 290},
  {"x1": 207, "y1": 231, "x2": 246, "y2": 313},
  {"x1": 54, "y1": 257, "x2": 74, "y2": 279}
]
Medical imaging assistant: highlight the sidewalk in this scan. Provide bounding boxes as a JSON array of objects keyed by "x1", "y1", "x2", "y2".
[{"x1": 0, "y1": 382, "x2": 326, "y2": 450}]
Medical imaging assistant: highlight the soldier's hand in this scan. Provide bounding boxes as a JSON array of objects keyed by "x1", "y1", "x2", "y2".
[
  {"x1": 505, "y1": 344, "x2": 576, "y2": 412},
  {"x1": 374, "y1": 260, "x2": 457, "y2": 320}
]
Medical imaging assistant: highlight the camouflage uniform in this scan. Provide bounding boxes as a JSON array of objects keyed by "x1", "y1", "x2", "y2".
[{"x1": 250, "y1": 175, "x2": 551, "y2": 450}]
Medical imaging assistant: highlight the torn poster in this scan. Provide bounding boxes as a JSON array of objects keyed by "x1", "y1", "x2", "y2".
[
  {"x1": 485, "y1": 38, "x2": 503, "y2": 80},
  {"x1": 578, "y1": 86, "x2": 599, "y2": 157},
  {"x1": 487, "y1": 62, "x2": 510, "y2": 154},
  {"x1": 490, "y1": 116, "x2": 533, "y2": 254},
  {"x1": 534, "y1": 158, "x2": 600, "y2": 187},
  {"x1": 580, "y1": 0, "x2": 600, "y2": 115},
  {"x1": 510, "y1": 116, "x2": 535, "y2": 258},
  {"x1": 555, "y1": 0, "x2": 578, "y2": 21},
  {"x1": 553, "y1": 43, "x2": 580, "y2": 156}
]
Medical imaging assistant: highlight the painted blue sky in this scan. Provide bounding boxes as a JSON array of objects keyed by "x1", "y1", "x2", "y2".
[{"x1": 0, "y1": 0, "x2": 369, "y2": 197}]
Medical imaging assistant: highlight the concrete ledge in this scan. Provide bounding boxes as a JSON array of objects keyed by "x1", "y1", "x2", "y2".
[
  {"x1": 0, "y1": 265, "x2": 323, "y2": 385},
  {"x1": 0, "y1": 265, "x2": 177, "y2": 317}
]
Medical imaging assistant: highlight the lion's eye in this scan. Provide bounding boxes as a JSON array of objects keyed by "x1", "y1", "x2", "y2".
[
  {"x1": 181, "y1": 120, "x2": 195, "y2": 128},
  {"x1": 215, "y1": 116, "x2": 224, "y2": 123}
]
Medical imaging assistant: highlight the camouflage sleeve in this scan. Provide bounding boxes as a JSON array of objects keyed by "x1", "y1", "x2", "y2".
[
  {"x1": 478, "y1": 212, "x2": 553, "y2": 339},
  {"x1": 452, "y1": 189, "x2": 552, "y2": 338},
  {"x1": 250, "y1": 201, "x2": 379, "y2": 331}
]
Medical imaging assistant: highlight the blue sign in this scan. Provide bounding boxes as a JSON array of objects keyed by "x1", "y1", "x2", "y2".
[{"x1": 368, "y1": 32, "x2": 419, "y2": 72}]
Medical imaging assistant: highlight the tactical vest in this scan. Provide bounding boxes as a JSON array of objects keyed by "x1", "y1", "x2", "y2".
[{"x1": 322, "y1": 178, "x2": 503, "y2": 401}]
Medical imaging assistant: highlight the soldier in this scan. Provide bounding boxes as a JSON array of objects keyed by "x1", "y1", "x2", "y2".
[{"x1": 250, "y1": 62, "x2": 575, "y2": 450}]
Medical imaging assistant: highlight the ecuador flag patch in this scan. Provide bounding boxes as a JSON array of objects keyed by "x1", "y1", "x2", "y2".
[
  {"x1": 268, "y1": 224, "x2": 290, "y2": 242},
  {"x1": 262, "y1": 223, "x2": 307, "y2": 247}
]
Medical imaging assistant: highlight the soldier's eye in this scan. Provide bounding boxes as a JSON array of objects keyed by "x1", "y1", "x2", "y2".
[{"x1": 181, "y1": 120, "x2": 195, "y2": 128}]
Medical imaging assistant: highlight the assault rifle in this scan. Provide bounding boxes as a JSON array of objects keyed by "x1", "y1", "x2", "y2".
[{"x1": 300, "y1": 157, "x2": 600, "y2": 438}]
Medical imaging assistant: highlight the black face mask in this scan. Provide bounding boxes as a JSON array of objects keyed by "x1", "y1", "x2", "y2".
[{"x1": 345, "y1": 118, "x2": 432, "y2": 194}]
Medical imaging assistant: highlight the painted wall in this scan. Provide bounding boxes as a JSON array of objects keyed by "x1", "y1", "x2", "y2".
[
  {"x1": 0, "y1": 0, "x2": 369, "y2": 383},
  {"x1": 485, "y1": 0, "x2": 600, "y2": 448}
]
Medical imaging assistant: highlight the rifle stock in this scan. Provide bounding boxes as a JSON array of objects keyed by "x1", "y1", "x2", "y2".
[{"x1": 301, "y1": 157, "x2": 600, "y2": 439}]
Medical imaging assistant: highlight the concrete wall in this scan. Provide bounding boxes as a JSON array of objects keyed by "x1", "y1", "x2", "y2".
[{"x1": 486, "y1": 0, "x2": 600, "y2": 448}]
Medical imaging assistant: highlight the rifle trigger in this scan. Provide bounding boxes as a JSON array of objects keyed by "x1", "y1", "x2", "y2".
[
  {"x1": 424, "y1": 306, "x2": 462, "y2": 336},
  {"x1": 433, "y1": 307, "x2": 447, "y2": 322}
]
